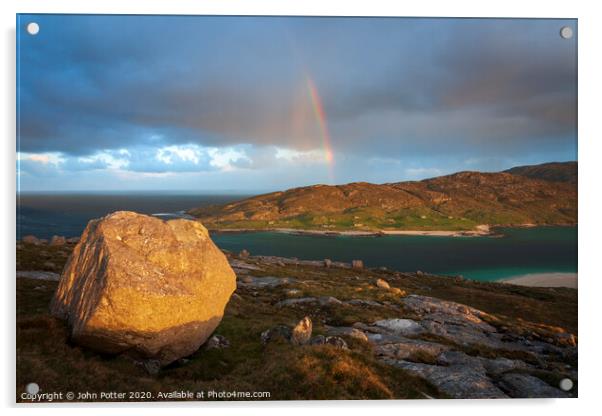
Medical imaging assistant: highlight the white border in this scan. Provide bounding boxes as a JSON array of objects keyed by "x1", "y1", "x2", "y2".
[{"x1": 3, "y1": 1, "x2": 601, "y2": 415}]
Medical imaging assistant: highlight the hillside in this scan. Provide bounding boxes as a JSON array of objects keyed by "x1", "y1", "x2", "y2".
[
  {"x1": 17, "y1": 241, "x2": 577, "y2": 400},
  {"x1": 504, "y1": 161, "x2": 577, "y2": 184},
  {"x1": 188, "y1": 162, "x2": 577, "y2": 232}
]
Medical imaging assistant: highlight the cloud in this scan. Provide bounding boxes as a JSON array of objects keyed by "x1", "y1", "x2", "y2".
[
  {"x1": 18, "y1": 152, "x2": 63, "y2": 177},
  {"x1": 18, "y1": 144, "x2": 321, "y2": 177},
  {"x1": 16, "y1": 15, "x2": 577, "y2": 190},
  {"x1": 404, "y1": 167, "x2": 444, "y2": 179}
]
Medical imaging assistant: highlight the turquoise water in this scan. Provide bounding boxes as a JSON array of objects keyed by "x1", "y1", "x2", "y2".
[
  {"x1": 212, "y1": 227, "x2": 577, "y2": 281},
  {"x1": 17, "y1": 193, "x2": 577, "y2": 282}
]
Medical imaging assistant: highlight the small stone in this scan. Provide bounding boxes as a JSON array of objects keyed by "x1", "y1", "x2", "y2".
[
  {"x1": 390, "y1": 287, "x2": 406, "y2": 296},
  {"x1": 325, "y1": 336, "x2": 348, "y2": 349},
  {"x1": 325, "y1": 326, "x2": 369, "y2": 342},
  {"x1": 66, "y1": 237, "x2": 80, "y2": 244},
  {"x1": 205, "y1": 335, "x2": 230, "y2": 350},
  {"x1": 309, "y1": 335, "x2": 348, "y2": 349},
  {"x1": 49, "y1": 235, "x2": 66, "y2": 246},
  {"x1": 142, "y1": 359, "x2": 161, "y2": 375},
  {"x1": 375, "y1": 278, "x2": 391, "y2": 290},
  {"x1": 43, "y1": 261, "x2": 56, "y2": 269},
  {"x1": 239, "y1": 249, "x2": 250, "y2": 259},
  {"x1": 22, "y1": 235, "x2": 42, "y2": 245},
  {"x1": 261, "y1": 325, "x2": 292, "y2": 344},
  {"x1": 319, "y1": 296, "x2": 343, "y2": 306},
  {"x1": 291, "y1": 316, "x2": 312, "y2": 345},
  {"x1": 323, "y1": 259, "x2": 332, "y2": 268},
  {"x1": 416, "y1": 270, "x2": 424, "y2": 276},
  {"x1": 352, "y1": 260, "x2": 364, "y2": 269},
  {"x1": 275, "y1": 297, "x2": 318, "y2": 307},
  {"x1": 309, "y1": 335, "x2": 326, "y2": 345}
]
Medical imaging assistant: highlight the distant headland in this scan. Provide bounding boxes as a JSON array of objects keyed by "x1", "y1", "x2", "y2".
[{"x1": 188, "y1": 161, "x2": 577, "y2": 234}]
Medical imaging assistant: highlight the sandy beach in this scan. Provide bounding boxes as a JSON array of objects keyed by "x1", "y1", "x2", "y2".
[{"x1": 501, "y1": 273, "x2": 577, "y2": 289}]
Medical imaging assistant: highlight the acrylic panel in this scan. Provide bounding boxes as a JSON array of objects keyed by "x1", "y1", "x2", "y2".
[{"x1": 16, "y1": 14, "x2": 577, "y2": 402}]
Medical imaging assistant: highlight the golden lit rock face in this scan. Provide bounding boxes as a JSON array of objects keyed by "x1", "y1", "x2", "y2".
[{"x1": 50, "y1": 211, "x2": 236, "y2": 365}]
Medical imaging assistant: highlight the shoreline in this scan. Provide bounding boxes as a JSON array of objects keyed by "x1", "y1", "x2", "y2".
[
  {"x1": 207, "y1": 224, "x2": 496, "y2": 238},
  {"x1": 499, "y1": 272, "x2": 577, "y2": 289},
  {"x1": 205, "y1": 222, "x2": 576, "y2": 238}
]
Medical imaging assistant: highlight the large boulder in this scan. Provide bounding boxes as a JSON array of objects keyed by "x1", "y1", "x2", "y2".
[{"x1": 50, "y1": 211, "x2": 236, "y2": 366}]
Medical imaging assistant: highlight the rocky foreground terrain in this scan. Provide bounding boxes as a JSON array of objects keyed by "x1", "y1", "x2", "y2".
[
  {"x1": 189, "y1": 162, "x2": 577, "y2": 232},
  {"x1": 17, "y1": 233, "x2": 577, "y2": 401}
]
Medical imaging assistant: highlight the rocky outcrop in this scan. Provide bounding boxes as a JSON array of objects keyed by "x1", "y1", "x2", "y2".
[
  {"x1": 275, "y1": 296, "x2": 343, "y2": 308},
  {"x1": 17, "y1": 271, "x2": 60, "y2": 281},
  {"x1": 237, "y1": 276, "x2": 299, "y2": 289},
  {"x1": 401, "y1": 295, "x2": 507, "y2": 350},
  {"x1": 386, "y1": 357, "x2": 509, "y2": 399},
  {"x1": 498, "y1": 373, "x2": 568, "y2": 398},
  {"x1": 50, "y1": 211, "x2": 236, "y2": 366},
  {"x1": 353, "y1": 294, "x2": 576, "y2": 398},
  {"x1": 372, "y1": 318, "x2": 424, "y2": 336}
]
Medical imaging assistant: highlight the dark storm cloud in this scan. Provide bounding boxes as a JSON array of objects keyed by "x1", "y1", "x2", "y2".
[{"x1": 17, "y1": 15, "x2": 576, "y2": 162}]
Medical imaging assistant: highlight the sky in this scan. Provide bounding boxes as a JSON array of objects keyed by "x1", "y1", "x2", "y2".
[{"x1": 17, "y1": 15, "x2": 577, "y2": 192}]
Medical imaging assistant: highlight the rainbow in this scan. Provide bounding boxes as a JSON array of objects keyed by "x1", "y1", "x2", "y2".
[{"x1": 306, "y1": 77, "x2": 335, "y2": 183}]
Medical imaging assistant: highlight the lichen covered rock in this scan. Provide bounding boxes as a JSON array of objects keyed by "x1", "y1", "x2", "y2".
[{"x1": 50, "y1": 211, "x2": 236, "y2": 366}]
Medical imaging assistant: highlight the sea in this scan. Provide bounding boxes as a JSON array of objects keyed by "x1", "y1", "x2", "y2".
[{"x1": 16, "y1": 192, "x2": 577, "y2": 282}]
